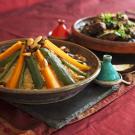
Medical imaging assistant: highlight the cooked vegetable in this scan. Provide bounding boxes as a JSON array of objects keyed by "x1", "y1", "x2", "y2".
[
  {"x1": 41, "y1": 65, "x2": 61, "y2": 89},
  {"x1": 0, "y1": 52, "x2": 19, "y2": 80},
  {"x1": 35, "y1": 49, "x2": 61, "y2": 89},
  {"x1": 0, "y1": 36, "x2": 90, "y2": 90},
  {"x1": 0, "y1": 54, "x2": 16, "y2": 67},
  {"x1": 26, "y1": 55, "x2": 44, "y2": 89},
  {"x1": 18, "y1": 62, "x2": 26, "y2": 88},
  {"x1": 0, "y1": 41, "x2": 22, "y2": 61},
  {"x1": 40, "y1": 48, "x2": 75, "y2": 85},
  {"x1": 62, "y1": 60, "x2": 88, "y2": 77},
  {"x1": 6, "y1": 45, "x2": 25, "y2": 89},
  {"x1": 43, "y1": 40, "x2": 90, "y2": 71}
]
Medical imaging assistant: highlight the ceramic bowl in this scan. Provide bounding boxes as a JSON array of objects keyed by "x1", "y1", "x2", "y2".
[
  {"x1": 0, "y1": 39, "x2": 101, "y2": 104},
  {"x1": 114, "y1": 64, "x2": 135, "y2": 73},
  {"x1": 71, "y1": 16, "x2": 135, "y2": 54}
]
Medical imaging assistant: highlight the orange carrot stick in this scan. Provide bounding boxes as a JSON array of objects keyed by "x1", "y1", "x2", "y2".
[
  {"x1": 44, "y1": 39, "x2": 90, "y2": 71},
  {"x1": 42, "y1": 65, "x2": 61, "y2": 89},
  {"x1": 6, "y1": 45, "x2": 25, "y2": 89},
  {"x1": 0, "y1": 41, "x2": 22, "y2": 61},
  {"x1": 35, "y1": 50, "x2": 61, "y2": 89}
]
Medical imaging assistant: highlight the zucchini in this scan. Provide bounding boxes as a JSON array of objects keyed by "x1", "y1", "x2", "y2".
[
  {"x1": 26, "y1": 56, "x2": 44, "y2": 89},
  {"x1": 62, "y1": 60, "x2": 88, "y2": 77},
  {"x1": 18, "y1": 61, "x2": 26, "y2": 88},
  {"x1": 0, "y1": 58, "x2": 9, "y2": 67},
  {"x1": 0, "y1": 52, "x2": 18, "y2": 67},
  {"x1": 40, "y1": 48, "x2": 75, "y2": 85},
  {"x1": 0, "y1": 52, "x2": 19, "y2": 80}
]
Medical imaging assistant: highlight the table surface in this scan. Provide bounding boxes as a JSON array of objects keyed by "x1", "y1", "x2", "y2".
[{"x1": 0, "y1": 0, "x2": 135, "y2": 135}]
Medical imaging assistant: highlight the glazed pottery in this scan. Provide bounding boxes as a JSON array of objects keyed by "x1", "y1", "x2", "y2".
[
  {"x1": 96, "y1": 55, "x2": 120, "y2": 81},
  {"x1": 95, "y1": 73, "x2": 131, "y2": 87},
  {"x1": 48, "y1": 19, "x2": 69, "y2": 40}
]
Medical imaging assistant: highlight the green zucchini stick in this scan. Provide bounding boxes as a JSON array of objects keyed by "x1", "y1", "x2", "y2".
[
  {"x1": 18, "y1": 61, "x2": 26, "y2": 88},
  {"x1": 0, "y1": 51, "x2": 19, "y2": 80},
  {"x1": 40, "y1": 48, "x2": 75, "y2": 85},
  {"x1": 26, "y1": 56, "x2": 44, "y2": 89},
  {"x1": 62, "y1": 59, "x2": 88, "y2": 77}
]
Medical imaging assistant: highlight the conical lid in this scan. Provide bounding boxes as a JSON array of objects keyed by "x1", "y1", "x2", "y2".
[
  {"x1": 96, "y1": 55, "x2": 120, "y2": 81},
  {"x1": 50, "y1": 19, "x2": 69, "y2": 39}
]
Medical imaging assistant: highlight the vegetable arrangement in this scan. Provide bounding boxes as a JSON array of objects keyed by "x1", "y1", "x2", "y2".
[
  {"x1": 0, "y1": 36, "x2": 90, "y2": 90},
  {"x1": 80, "y1": 12, "x2": 135, "y2": 42}
]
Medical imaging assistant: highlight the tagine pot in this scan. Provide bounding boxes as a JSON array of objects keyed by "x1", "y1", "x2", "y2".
[
  {"x1": 48, "y1": 19, "x2": 70, "y2": 40},
  {"x1": 95, "y1": 55, "x2": 123, "y2": 87}
]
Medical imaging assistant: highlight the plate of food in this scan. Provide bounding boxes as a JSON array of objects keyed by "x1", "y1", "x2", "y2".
[
  {"x1": 71, "y1": 12, "x2": 135, "y2": 54},
  {"x1": 0, "y1": 36, "x2": 100, "y2": 104}
]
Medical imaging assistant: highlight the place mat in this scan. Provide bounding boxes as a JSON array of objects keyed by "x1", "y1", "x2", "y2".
[
  {"x1": 0, "y1": 83, "x2": 134, "y2": 135},
  {"x1": 70, "y1": 84, "x2": 134, "y2": 124},
  {"x1": 14, "y1": 83, "x2": 118, "y2": 129},
  {"x1": 0, "y1": 72, "x2": 134, "y2": 135},
  {"x1": 12, "y1": 70, "x2": 135, "y2": 129}
]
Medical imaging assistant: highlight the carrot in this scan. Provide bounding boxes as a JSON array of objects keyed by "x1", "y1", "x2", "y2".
[
  {"x1": 42, "y1": 65, "x2": 61, "y2": 89},
  {"x1": 35, "y1": 50, "x2": 61, "y2": 89},
  {"x1": 44, "y1": 39, "x2": 90, "y2": 71},
  {"x1": 0, "y1": 41, "x2": 22, "y2": 61},
  {"x1": 6, "y1": 45, "x2": 25, "y2": 89}
]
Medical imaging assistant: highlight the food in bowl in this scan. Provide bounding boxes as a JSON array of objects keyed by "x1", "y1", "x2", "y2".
[
  {"x1": 0, "y1": 36, "x2": 91, "y2": 90},
  {"x1": 80, "y1": 12, "x2": 135, "y2": 42}
]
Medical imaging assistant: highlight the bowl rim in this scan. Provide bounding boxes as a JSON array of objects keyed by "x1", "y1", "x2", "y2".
[
  {"x1": 72, "y1": 16, "x2": 135, "y2": 46},
  {"x1": 0, "y1": 38, "x2": 101, "y2": 94}
]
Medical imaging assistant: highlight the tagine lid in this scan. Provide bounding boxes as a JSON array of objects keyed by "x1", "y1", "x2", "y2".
[
  {"x1": 48, "y1": 19, "x2": 70, "y2": 40},
  {"x1": 96, "y1": 55, "x2": 121, "y2": 81}
]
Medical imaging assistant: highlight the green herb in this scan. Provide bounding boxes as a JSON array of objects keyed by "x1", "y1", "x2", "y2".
[
  {"x1": 100, "y1": 13, "x2": 117, "y2": 28},
  {"x1": 101, "y1": 13, "x2": 112, "y2": 23}
]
